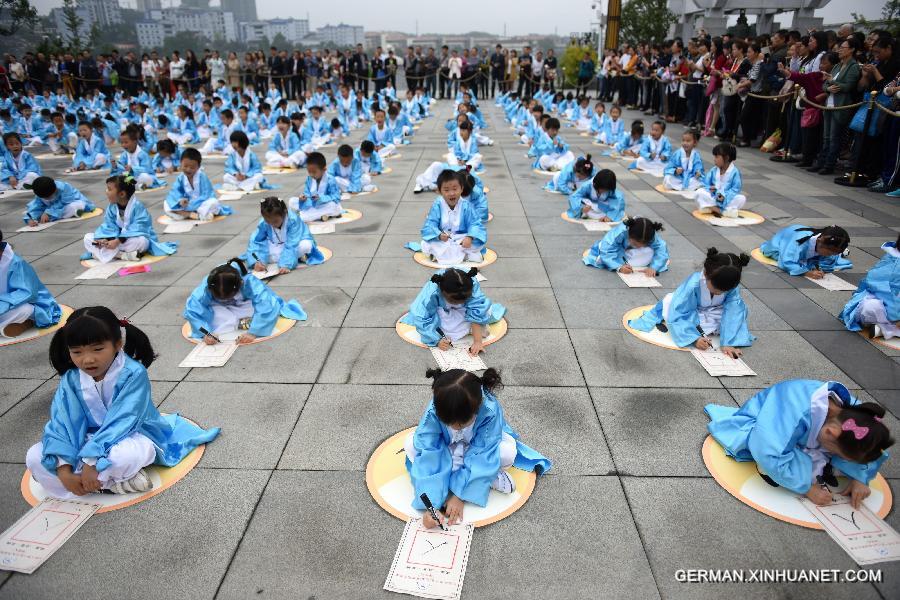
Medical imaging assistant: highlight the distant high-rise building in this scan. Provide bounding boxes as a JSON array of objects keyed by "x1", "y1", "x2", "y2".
[
  {"x1": 136, "y1": 0, "x2": 162, "y2": 10},
  {"x1": 221, "y1": 0, "x2": 257, "y2": 24},
  {"x1": 241, "y1": 18, "x2": 309, "y2": 44},
  {"x1": 136, "y1": 6, "x2": 237, "y2": 47},
  {"x1": 316, "y1": 23, "x2": 364, "y2": 46},
  {"x1": 179, "y1": 0, "x2": 210, "y2": 8}
]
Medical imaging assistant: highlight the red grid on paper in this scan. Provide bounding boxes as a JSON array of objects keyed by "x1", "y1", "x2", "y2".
[
  {"x1": 816, "y1": 506, "x2": 883, "y2": 537},
  {"x1": 11, "y1": 510, "x2": 81, "y2": 546},
  {"x1": 406, "y1": 530, "x2": 461, "y2": 570}
]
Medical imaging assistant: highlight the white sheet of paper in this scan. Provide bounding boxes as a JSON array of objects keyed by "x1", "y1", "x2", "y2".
[
  {"x1": 16, "y1": 221, "x2": 55, "y2": 232},
  {"x1": 75, "y1": 262, "x2": 123, "y2": 280},
  {"x1": 251, "y1": 263, "x2": 280, "y2": 280},
  {"x1": 308, "y1": 221, "x2": 336, "y2": 235},
  {"x1": 0, "y1": 188, "x2": 32, "y2": 198},
  {"x1": 582, "y1": 220, "x2": 615, "y2": 232},
  {"x1": 618, "y1": 270, "x2": 661, "y2": 288},
  {"x1": 178, "y1": 340, "x2": 238, "y2": 368},
  {"x1": 706, "y1": 216, "x2": 744, "y2": 227},
  {"x1": 163, "y1": 221, "x2": 197, "y2": 234},
  {"x1": 430, "y1": 347, "x2": 487, "y2": 373},
  {"x1": 806, "y1": 273, "x2": 858, "y2": 291},
  {"x1": 690, "y1": 348, "x2": 756, "y2": 377},
  {"x1": 384, "y1": 518, "x2": 474, "y2": 600},
  {"x1": 799, "y1": 495, "x2": 900, "y2": 565},
  {"x1": 0, "y1": 498, "x2": 101, "y2": 574}
]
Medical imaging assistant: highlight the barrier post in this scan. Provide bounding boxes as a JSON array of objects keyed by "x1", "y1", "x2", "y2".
[
  {"x1": 834, "y1": 95, "x2": 875, "y2": 188},
  {"x1": 770, "y1": 86, "x2": 800, "y2": 164}
]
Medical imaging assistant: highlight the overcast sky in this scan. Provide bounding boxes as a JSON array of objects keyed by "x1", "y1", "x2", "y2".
[{"x1": 29, "y1": 0, "x2": 887, "y2": 36}]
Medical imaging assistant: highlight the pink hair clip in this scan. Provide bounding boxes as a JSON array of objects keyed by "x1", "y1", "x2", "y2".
[{"x1": 842, "y1": 418, "x2": 869, "y2": 440}]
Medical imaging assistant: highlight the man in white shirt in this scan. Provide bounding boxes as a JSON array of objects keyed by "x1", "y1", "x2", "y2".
[{"x1": 169, "y1": 51, "x2": 186, "y2": 87}]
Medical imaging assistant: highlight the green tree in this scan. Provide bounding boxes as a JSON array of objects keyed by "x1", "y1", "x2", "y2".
[
  {"x1": 559, "y1": 43, "x2": 597, "y2": 86},
  {"x1": 271, "y1": 33, "x2": 288, "y2": 49},
  {"x1": 0, "y1": 0, "x2": 37, "y2": 35},
  {"x1": 60, "y1": 0, "x2": 84, "y2": 52},
  {"x1": 619, "y1": 0, "x2": 675, "y2": 45},
  {"x1": 853, "y1": 0, "x2": 900, "y2": 36},
  {"x1": 162, "y1": 31, "x2": 210, "y2": 57}
]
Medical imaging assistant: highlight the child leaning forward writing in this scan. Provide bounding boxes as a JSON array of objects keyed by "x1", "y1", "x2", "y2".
[{"x1": 406, "y1": 368, "x2": 551, "y2": 528}]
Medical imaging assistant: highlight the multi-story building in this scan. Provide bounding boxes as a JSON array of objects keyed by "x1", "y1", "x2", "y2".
[
  {"x1": 315, "y1": 23, "x2": 365, "y2": 46},
  {"x1": 221, "y1": 0, "x2": 258, "y2": 25},
  {"x1": 135, "y1": 7, "x2": 238, "y2": 48},
  {"x1": 241, "y1": 18, "x2": 310, "y2": 44},
  {"x1": 51, "y1": 0, "x2": 123, "y2": 41}
]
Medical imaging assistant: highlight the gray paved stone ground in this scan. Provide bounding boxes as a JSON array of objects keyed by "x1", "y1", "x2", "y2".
[{"x1": 0, "y1": 99, "x2": 899, "y2": 600}]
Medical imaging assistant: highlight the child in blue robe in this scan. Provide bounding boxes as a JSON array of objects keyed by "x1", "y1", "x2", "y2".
[
  {"x1": 418, "y1": 170, "x2": 487, "y2": 265},
  {"x1": 760, "y1": 225, "x2": 852, "y2": 278},
  {"x1": 242, "y1": 197, "x2": 324, "y2": 273},
  {"x1": 184, "y1": 258, "x2": 307, "y2": 344},
  {"x1": 164, "y1": 148, "x2": 230, "y2": 221},
  {"x1": 446, "y1": 121, "x2": 482, "y2": 171},
  {"x1": 841, "y1": 236, "x2": 899, "y2": 340},
  {"x1": 545, "y1": 154, "x2": 595, "y2": 194},
  {"x1": 0, "y1": 229, "x2": 61, "y2": 337},
  {"x1": 632, "y1": 120, "x2": 673, "y2": 177},
  {"x1": 327, "y1": 144, "x2": 374, "y2": 194},
  {"x1": 71, "y1": 121, "x2": 110, "y2": 171},
  {"x1": 663, "y1": 129, "x2": 705, "y2": 193},
  {"x1": 629, "y1": 248, "x2": 755, "y2": 358},
  {"x1": 167, "y1": 105, "x2": 199, "y2": 145},
  {"x1": 110, "y1": 127, "x2": 163, "y2": 190},
  {"x1": 287, "y1": 152, "x2": 344, "y2": 222},
  {"x1": 401, "y1": 267, "x2": 506, "y2": 356},
  {"x1": 567, "y1": 169, "x2": 625, "y2": 221},
  {"x1": 366, "y1": 108, "x2": 398, "y2": 158},
  {"x1": 460, "y1": 169, "x2": 489, "y2": 223},
  {"x1": 705, "y1": 380, "x2": 892, "y2": 508},
  {"x1": 26, "y1": 306, "x2": 220, "y2": 499},
  {"x1": 82, "y1": 175, "x2": 178, "y2": 264},
  {"x1": 588, "y1": 102, "x2": 609, "y2": 136},
  {"x1": 24, "y1": 177, "x2": 94, "y2": 226},
  {"x1": 265, "y1": 116, "x2": 307, "y2": 168},
  {"x1": 530, "y1": 117, "x2": 575, "y2": 171},
  {"x1": 695, "y1": 142, "x2": 746, "y2": 218},
  {"x1": 223, "y1": 131, "x2": 272, "y2": 193},
  {"x1": 152, "y1": 139, "x2": 181, "y2": 175},
  {"x1": 1, "y1": 132, "x2": 42, "y2": 190},
  {"x1": 584, "y1": 217, "x2": 669, "y2": 277},
  {"x1": 355, "y1": 140, "x2": 383, "y2": 176},
  {"x1": 406, "y1": 368, "x2": 551, "y2": 528},
  {"x1": 612, "y1": 120, "x2": 645, "y2": 157},
  {"x1": 199, "y1": 109, "x2": 240, "y2": 155}
]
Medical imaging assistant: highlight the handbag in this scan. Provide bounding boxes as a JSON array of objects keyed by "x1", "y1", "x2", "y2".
[
  {"x1": 849, "y1": 91, "x2": 891, "y2": 136},
  {"x1": 800, "y1": 108, "x2": 822, "y2": 128},
  {"x1": 721, "y1": 76, "x2": 737, "y2": 96}
]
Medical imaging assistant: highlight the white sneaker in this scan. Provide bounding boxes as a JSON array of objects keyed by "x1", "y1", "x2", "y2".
[
  {"x1": 413, "y1": 184, "x2": 424, "y2": 193},
  {"x1": 106, "y1": 469, "x2": 153, "y2": 494},
  {"x1": 723, "y1": 208, "x2": 739, "y2": 218},
  {"x1": 118, "y1": 251, "x2": 140, "y2": 262},
  {"x1": 490, "y1": 470, "x2": 516, "y2": 494},
  {"x1": 873, "y1": 324, "x2": 883, "y2": 339},
  {"x1": 464, "y1": 252, "x2": 482, "y2": 263}
]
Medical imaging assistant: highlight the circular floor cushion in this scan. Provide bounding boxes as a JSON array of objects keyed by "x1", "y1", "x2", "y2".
[
  {"x1": 591, "y1": 141, "x2": 612, "y2": 148},
  {"x1": 385, "y1": 153, "x2": 403, "y2": 160},
  {"x1": 21, "y1": 418, "x2": 210, "y2": 514},
  {"x1": 858, "y1": 329, "x2": 900, "y2": 351},
  {"x1": 181, "y1": 316, "x2": 297, "y2": 345},
  {"x1": 395, "y1": 313, "x2": 508, "y2": 348},
  {"x1": 381, "y1": 167, "x2": 394, "y2": 175},
  {"x1": 750, "y1": 247, "x2": 778, "y2": 267},
  {"x1": 340, "y1": 188, "x2": 378, "y2": 201},
  {"x1": 653, "y1": 183, "x2": 696, "y2": 199},
  {"x1": 80, "y1": 254, "x2": 169, "y2": 269},
  {"x1": 702, "y1": 435, "x2": 892, "y2": 529},
  {"x1": 621, "y1": 305, "x2": 719, "y2": 351},
  {"x1": 560, "y1": 212, "x2": 620, "y2": 230},
  {"x1": 0, "y1": 305, "x2": 74, "y2": 348},
  {"x1": 262, "y1": 166, "x2": 300, "y2": 174},
  {"x1": 63, "y1": 207, "x2": 104, "y2": 221},
  {"x1": 156, "y1": 214, "x2": 227, "y2": 227},
  {"x1": 304, "y1": 208, "x2": 363, "y2": 225},
  {"x1": 692, "y1": 209, "x2": 765, "y2": 227},
  {"x1": 366, "y1": 427, "x2": 537, "y2": 527},
  {"x1": 532, "y1": 168, "x2": 555, "y2": 176},
  {"x1": 413, "y1": 249, "x2": 498, "y2": 269}
]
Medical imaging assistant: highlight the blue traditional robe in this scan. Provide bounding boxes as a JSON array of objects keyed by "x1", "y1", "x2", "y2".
[
  {"x1": 613, "y1": 134, "x2": 646, "y2": 155},
  {"x1": 327, "y1": 157, "x2": 366, "y2": 193},
  {"x1": 110, "y1": 148, "x2": 164, "y2": 188},
  {"x1": 528, "y1": 130, "x2": 569, "y2": 169},
  {"x1": 544, "y1": 157, "x2": 595, "y2": 193},
  {"x1": 241, "y1": 211, "x2": 324, "y2": 269},
  {"x1": 0, "y1": 243, "x2": 61, "y2": 328},
  {"x1": 705, "y1": 380, "x2": 889, "y2": 494},
  {"x1": 0, "y1": 150, "x2": 42, "y2": 185},
  {"x1": 636, "y1": 135, "x2": 673, "y2": 162},
  {"x1": 841, "y1": 242, "x2": 899, "y2": 331},
  {"x1": 629, "y1": 271, "x2": 755, "y2": 347},
  {"x1": 184, "y1": 268, "x2": 307, "y2": 339},
  {"x1": 421, "y1": 197, "x2": 486, "y2": 246},
  {"x1": 400, "y1": 270, "x2": 506, "y2": 346},
  {"x1": 224, "y1": 150, "x2": 273, "y2": 188},
  {"x1": 72, "y1": 133, "x2": 110, "y2": 169},
  {"x1": 354, "y1": 148, "x2": 383, "y2": 175},
  {"x1": 584, "y1": 223, "x2": 669, "y2": 272},
  {"x1": 86, "y1": 197, "x2": 178, "y2": 257},
  {"x1": 448, "y1": 135, "x2": 480, "y2": 163},
  {"x1": 38, "y1": 354, "x2": 220, "y2": 475},
  {"x1": 164, "y1": 170, "x2": 232, "y2": 214},
  {"x1": 567, "y1": 182, "x2": 626, "y2": 221},
  {"x1": 268, "y1": 130, "x2": 302, "y2": 155},
  {"x1": 407, "y1": 390, "x2": 551, "y2": 510},
  {"x1": 24, "y1": 181, "x2": 95, "y2": 223},
  {"x1": 760, "y1": 225, "x2": 853, "y2": 276},
  {"x1": 663, "y1": 148, "x2": 705, "y2": 188},
  {"x1": 700, "y1": 163, "x2": 744, "y2": 210}
]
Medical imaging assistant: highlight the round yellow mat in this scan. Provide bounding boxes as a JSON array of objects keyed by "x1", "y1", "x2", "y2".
[
  {"x1": 395, "y1": 314, "x2": 508, "y2": 348},
  {"x1": 560, "y1": 211, "x2": 621, "y2": 229},
  {"x1": 80, "y1": 254, "x2": 168, "y2": 269},
  {"x1": 303, "y1": 208, "x2": 363, "y2": 225},
  {"x1": 591, "y1": 141, "x2": 612, "y2": 148},
  {"x1": 156, "y1": 214, "x2": 227, "y2": 227},
  {"x1": 858, "y1": 329, "x2": 900, "y2": 351},
  {"x1": 532, "y1": 168, "x2": 555, "y2": 176},
  {"x1": 380, "y1": 167, "x2": 394, "y2": 175},
  {"x1": 181, "y1": 316, "x2": 297, "y2": 345},
  {"x1": 653, "y1": 183, "x2": 697, "y2": 199},
  {"x1": 262, "y1": 166, "x2": 299, "y2": 174},
  {"x1": 0, "y1": 305, "x2": 74, "y2": 348},
  {"x1": 385, "y1": 153, "x2": 403, "y2": 160},
  {"x1": 702, "y1": 435, "x2": 893, "y2": 529},
  {"x1": 692, "y1": 209, "x2": 765, "y2": 227},
  {"x1": 750, "y1": 247, "x2": 778, "y2": 267},
  {"x1": 622, "y1": 305, "x2": 716, "y2": 352},
  {"x1": 21, "y1": 417, "x2": 211, "y2": 514},
  {"x1": 413, "y1": 249, "x2": 498, "y2": 269},
  {"x1": 366, "y1": 427, "x2": 537, "y2": 527}
]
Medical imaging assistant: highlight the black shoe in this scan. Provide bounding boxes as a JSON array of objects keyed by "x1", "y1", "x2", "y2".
[
  {"x1": 655, "y1": 322, "x2": 668, "y2": 333},
  {"x1": 794, "y1": 161, "x2": 812, "y2": 168},
  {"x1": 818, "y1": 167, "x2": 835, "y2": 175},
  {"x1": 806, "y1": 165, "x2": 821, "y2": 172}
]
